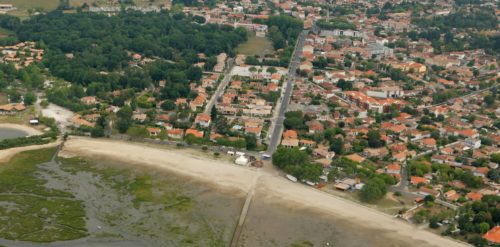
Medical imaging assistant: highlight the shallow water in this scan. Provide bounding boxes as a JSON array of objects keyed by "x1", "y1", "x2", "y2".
[
  {"x1": 0, "y1": 127, "x2": 28, "y2": 140},
  {"x1": 0, "y1": 156, "x2": 243, "y2": 247},
  {"x1": 0, "y1": 154, "x2": 441, "y2": 247}
]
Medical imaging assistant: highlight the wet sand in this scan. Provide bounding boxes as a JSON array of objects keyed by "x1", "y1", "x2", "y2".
[
  {"x1": 0, "y1": 154, "x2": 243, "y2": 247},
  {"x1": 240, "y1": 186, "x2": 431, "y2": 247},
  {"x1": 60, "y1": 137, "x2": 469, "y2": 247},
  {"x1": 0, "y1": 123, "x2": 42, "y2": 137}
]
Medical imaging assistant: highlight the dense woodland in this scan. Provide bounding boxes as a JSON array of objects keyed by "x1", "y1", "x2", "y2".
[
  {"x1": 411, "y1": 7, "x2": 499, "y2": 55},
  {"x1": 0, "y1": 11, "x2": 247, "y2": 102}
]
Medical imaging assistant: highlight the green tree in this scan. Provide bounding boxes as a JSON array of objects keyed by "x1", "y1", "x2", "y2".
[
  {"x1": 429, "y1": 216, "x2": 440, "y2": 229},
  {"x1": 245, "y1": 134, "x2": 257, "y2": 150},
  {"x1": 329, "y1": 137, "x2": 344, "y2": 155},
  {"x1": 359, "y1": 177, "x2": 387, "y2": 203},
  {"x1": 116, "y1": 105, "x2": 133, "y2": 133},
  {"x1": 23, "y1": 92, "x2": 36, "y2": 105},
  {"x1": 367, "y1": 129, "x2": 384, "y2": 148}
]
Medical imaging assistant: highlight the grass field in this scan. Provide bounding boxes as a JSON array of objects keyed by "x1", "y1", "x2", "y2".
[
  {"x1": 0, "y1": 148, "x2": 88, "y2": 242},
  {"x1": 236, "y1": 34, "x2": 274, "y2": 57},
  {"x1": 0, "y1": 93, "x2": 8, "y2": 104},
  {"x1": 0, "y1": 0, "x2": 59, "y2": 11},
  {"x1": 71, "y1": 0, "x2": 166, "y2": 7},
  {"x1": 0, "y1": 28, "x2": 14, "y2": 38},
  {"x1": 1, "y1": 0, "x2": 166, "y2": 18}
]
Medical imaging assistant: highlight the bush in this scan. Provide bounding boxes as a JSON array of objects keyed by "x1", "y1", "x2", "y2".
[
  {"x1": 429, "y1": 216, "x2": 440, "y2": 229},
  {"x1": 90, "y1": 126, "x2": 105, "y2": 138},
  {"x1": 0, "y1": 135, "x2": 51, "y2": 150}
]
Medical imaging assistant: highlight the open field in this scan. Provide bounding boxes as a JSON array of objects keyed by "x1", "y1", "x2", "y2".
[
  {"x1": 236, "y1": 34, "x2": 274, "y2": 57},
  {"x1": 0, "y1": 0, "x2": 59, "y2": 11},
  {"x1": 71, "y1": 0, "x2": 166, "y2": 7},
  {"x1": 0, "y1": 0, "x2": 58, "y2": 18}
]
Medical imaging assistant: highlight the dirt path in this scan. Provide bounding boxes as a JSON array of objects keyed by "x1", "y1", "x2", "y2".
[{"x1": 0, "y1": 141, "x2": 60, "y2": 163}]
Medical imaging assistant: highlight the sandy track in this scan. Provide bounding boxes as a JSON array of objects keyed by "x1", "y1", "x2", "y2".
[
  {"x1": 61, "y1": 137, "x2": 469, "y2": 247},
  {"x1": 0, "y1": 141, "x2": 60, "y2": 162},
  {"x1": 0, "y1": 123, "x2": 42, "y2": 136}
]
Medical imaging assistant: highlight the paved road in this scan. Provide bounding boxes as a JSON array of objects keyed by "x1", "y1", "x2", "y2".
[
  {"x1": 266, "y1": 30, "x2": 308, "y2": 155},
  {"x1": 395, "y1": 149, "x2": 434, "y2": 191},
  {"x1": 204, "y1": 58, "x2": 235, "y2": 114},
  {"x1": 421, "y1": 83, "x2": 499, "y2": 109}
]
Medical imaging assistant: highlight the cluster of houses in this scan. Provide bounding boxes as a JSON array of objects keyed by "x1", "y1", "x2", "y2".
[
  {"x1": 262, "y1": 0, "x2": 499, "y2": 233},
  {"x1": 0, "y1": 103, "x2": 25, "y2": 115},
  {"x1": 0, "y1": 42, "x2": 44, "y2": 69}
]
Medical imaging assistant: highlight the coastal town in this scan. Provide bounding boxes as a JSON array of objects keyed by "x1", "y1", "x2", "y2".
[{"x1": 0, "y1": 0, "x2": 498, "y2": 246}]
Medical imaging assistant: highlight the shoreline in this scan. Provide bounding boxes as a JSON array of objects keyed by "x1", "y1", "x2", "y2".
[
  {"x1": 60, "y1": 136, "x2": 470, "y2": 247},
  {"x1": 60, "y1": 136, "x2": 255, "y2": 197},
  {"x1": 0, "y1": 141, "x2": 60, "y2": 163},
  {"x1": 0, "y1": 123, "x2": 42, "y2": 136}
]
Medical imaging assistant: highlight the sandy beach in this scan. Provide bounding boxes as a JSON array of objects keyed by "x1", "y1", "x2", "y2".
[
  {"x1": 61, "y1": 137, "x2": 469, "y2": 247},
  {"x1": 0, "y1": 123, "x2": 42, "y2": 136}
]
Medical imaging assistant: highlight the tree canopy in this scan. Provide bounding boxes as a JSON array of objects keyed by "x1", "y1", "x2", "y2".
[{"x1": 5, "y1": 11, "x2": 247, "y2": 90}]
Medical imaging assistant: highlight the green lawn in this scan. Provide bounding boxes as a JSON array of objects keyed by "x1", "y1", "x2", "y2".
[
  {"x1": 236, "y1": 34, "x2": 274, "y2": 57},
  {"x1": 0, "y1": 148, "x2": 88, "y2": 242},
  {"x1": 0, "y1": 28, "x2": 14, "y2": 38},
  {"x1": 0, "y1": 0, "x2": 59, "y2": 11}
]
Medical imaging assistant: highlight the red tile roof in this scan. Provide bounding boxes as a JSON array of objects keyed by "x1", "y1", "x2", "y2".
[
  {"x1": 185, "y1": 128, "x2": 203, "y2": 138},
  {"x1": 411, "y1": 176, "x2": 429, "y2": 185},
  {"x1": 484, "y1": 226, "x2": 500, "y2": 243},
  {"x1": 466, "y1": 192, "x2": 483, "y2": 201}
]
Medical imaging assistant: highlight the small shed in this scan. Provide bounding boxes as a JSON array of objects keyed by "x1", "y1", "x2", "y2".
[{"x1": 235, "y1": 155, "x2": 249, "y2": 166}]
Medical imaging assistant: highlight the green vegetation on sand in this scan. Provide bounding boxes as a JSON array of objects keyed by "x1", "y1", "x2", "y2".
[{"x1": 0, "y1": 148, "x2": 88, "y2": 242}]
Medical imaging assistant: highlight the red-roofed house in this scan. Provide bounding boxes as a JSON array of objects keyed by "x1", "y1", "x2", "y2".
[
  {"x1": 185, "y1": 128, "x2": 204, "y2": 138},
  {"x1": 147, "y1": 127, "x2": 161, "y2": 137},
  {"x1": 195, "y1": 113, "x2": 211, "y2": 128},
  {"x1": 168, "y1": 128, "x2": 184, "y2": 139},
  {"x1": 385, "y1": 164, "x2": 401, "y2": 175},
  {"x1": 420, "y1": 138, "x2": 437, "y2": 149},
  {"x1": 483, "y1": 226, "x2": 500, "y2": 244},
  {"x1": 466, "y1": 192, "x2": 483, "y2": 201},
  {"x1": 283, "y1": 129, "x2": 298, "y2": 139},
  {"x1": 411, "y1": 176, "x2": 429, "y2": 185}
]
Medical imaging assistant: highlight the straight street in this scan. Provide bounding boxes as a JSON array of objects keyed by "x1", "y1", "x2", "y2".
[
  {"x1": 204, "y1": 58, "x2": 235, "y2": 114},
  {"x1": 266, "y1": 30, "x2": 308, "y2": 155}
]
